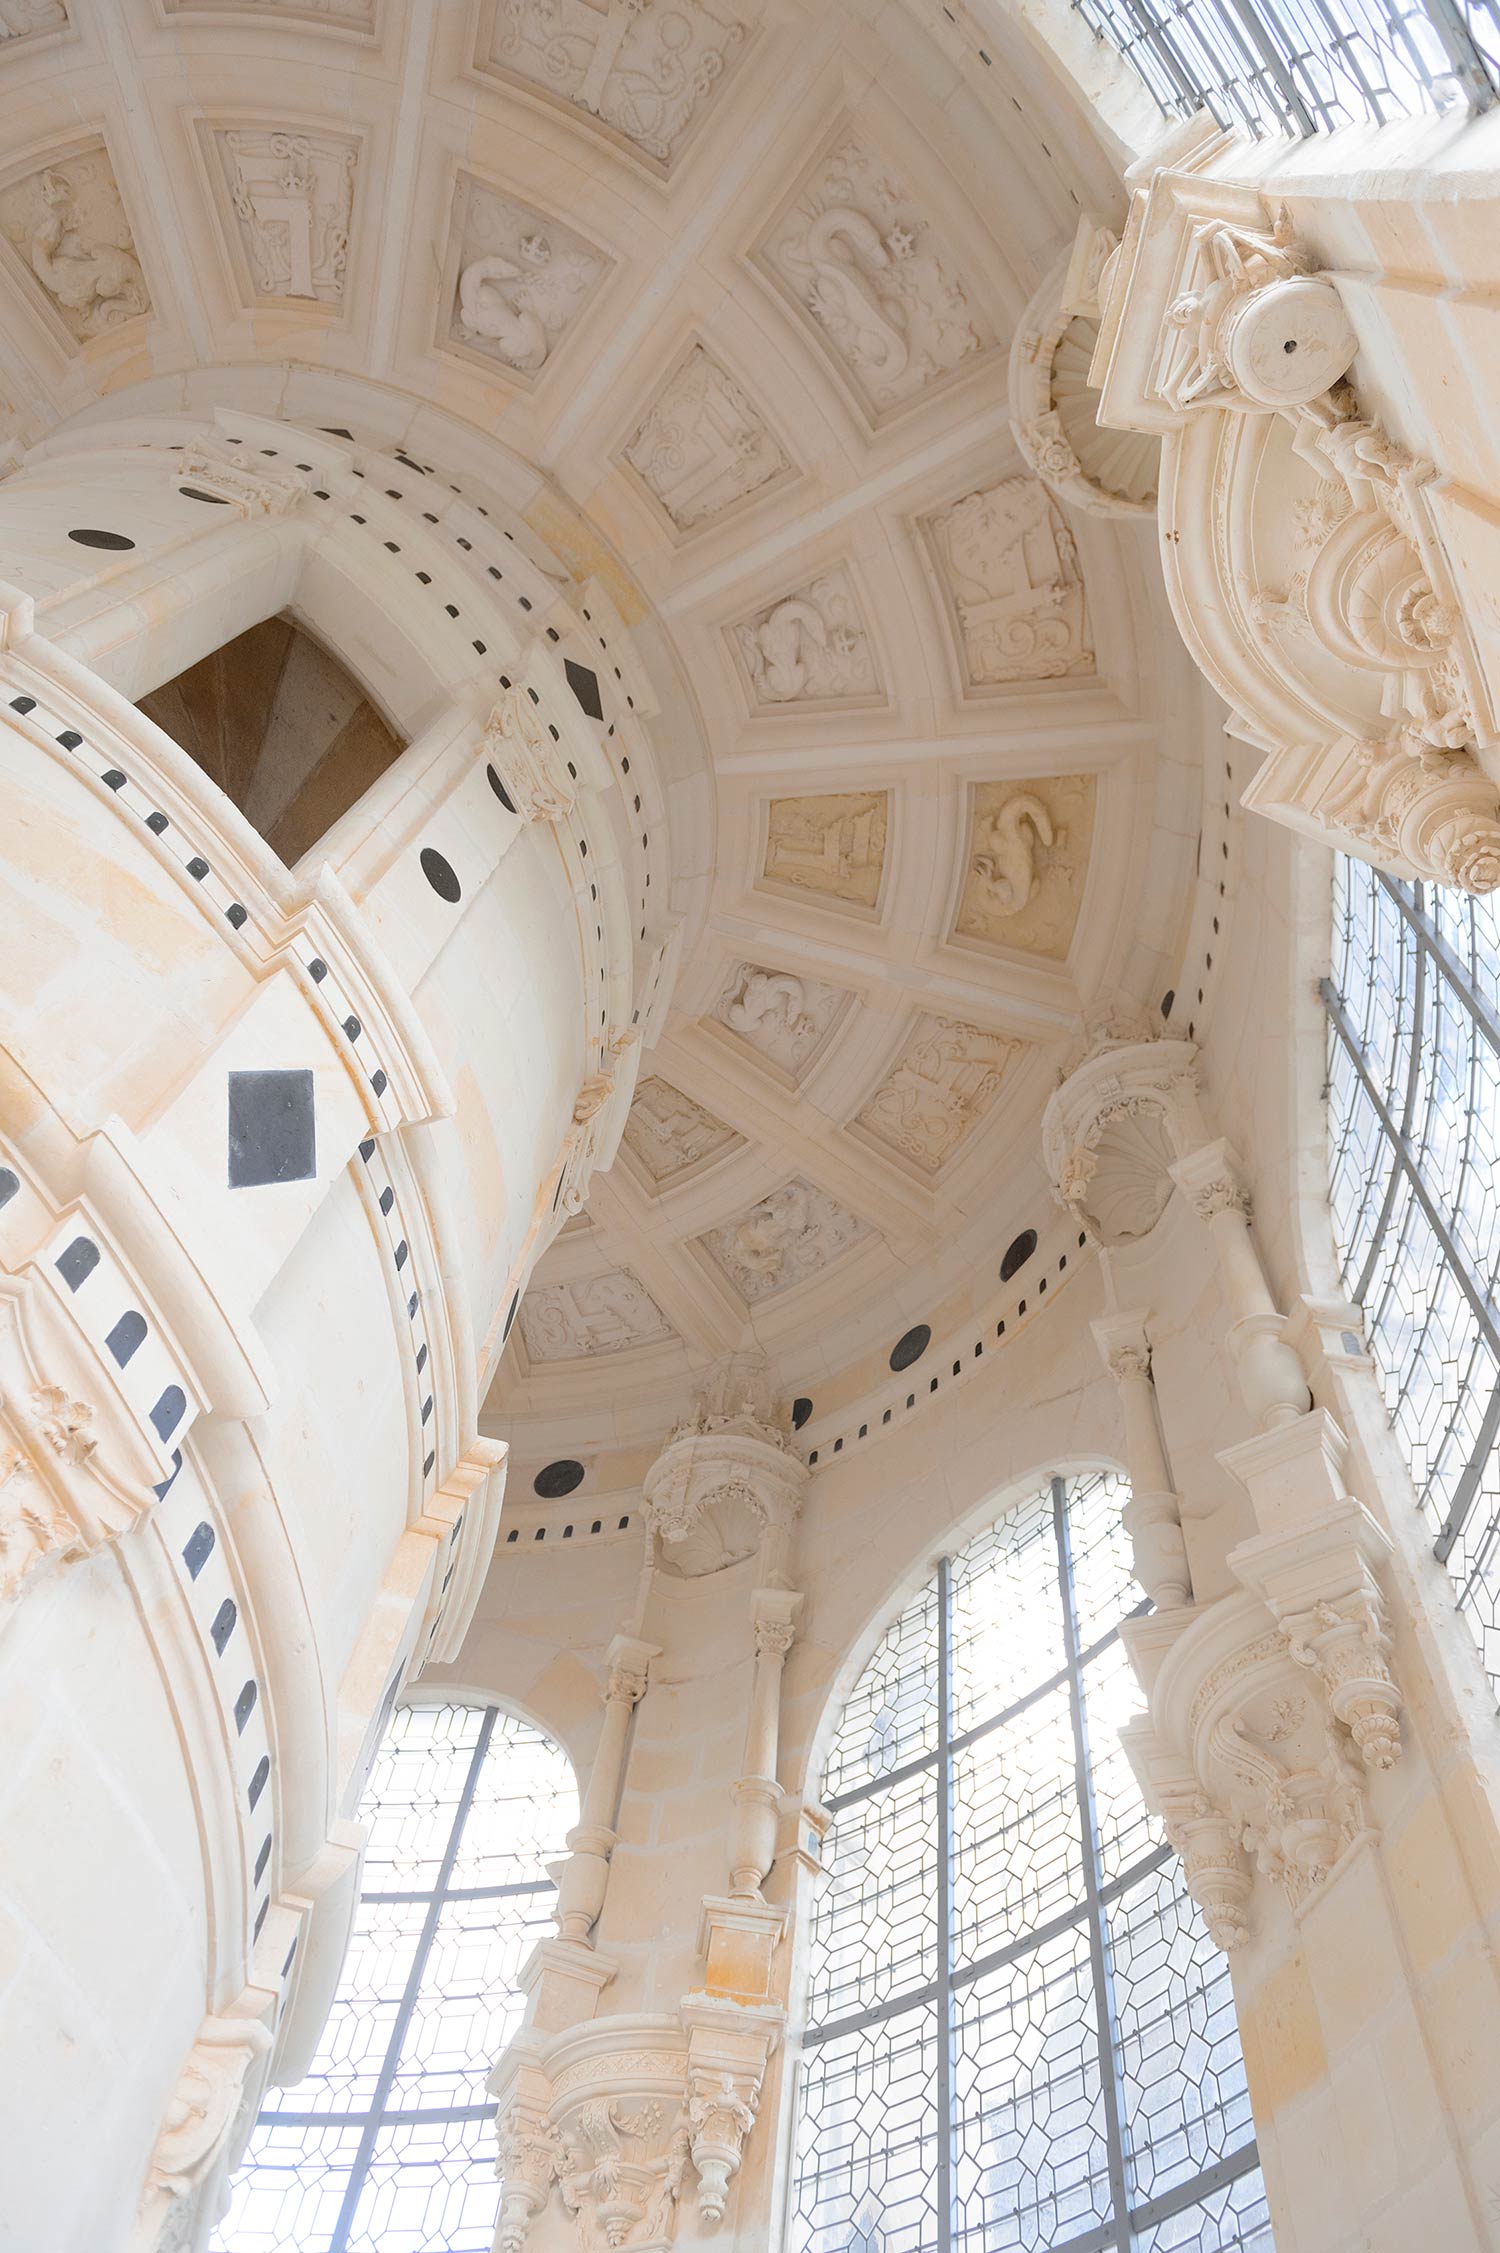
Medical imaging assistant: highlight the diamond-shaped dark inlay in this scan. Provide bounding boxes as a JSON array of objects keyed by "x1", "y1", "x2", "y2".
[
  {"x1": 227, "y1": 1069, "x2": 316, "y2": 1189},
  {"x1": 565, "y1": 658, "x2": 603, "y2": 721}
]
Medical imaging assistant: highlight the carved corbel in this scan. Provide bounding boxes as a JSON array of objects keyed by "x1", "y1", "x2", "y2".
[
  {"x1": 687, "y1": 2071, "x2": 759, "y2": 2227},
  {"x1": 642, "y1": 1354, "x2": 808, "y2": 1584},
  {"x1": 494, "y1": 2099, "x2": 557, "y2": 2253},
  {"x1": 1007, "y1": 223, "x2": 1159, "y2": 517},
  {"x1": 1040, "y1": 1031, "x2": 1204, "y2": 1245}
]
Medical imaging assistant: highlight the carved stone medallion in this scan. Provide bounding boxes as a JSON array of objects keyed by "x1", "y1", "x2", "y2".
[
  {"x1": 622, "y1": 341, "x2": 791, "y2": 533},
  {"x1": 519, "y1": 1270, "x2": 675, "y2": 1360},
  {"x1": 207, "y1": 125, "x2": 357, "y2": 306},
  {"x1": 711, "y1": 963, "x2": 849, "y2": 1078},
  {"x1": 855, "y1": 1014, "x2": 1019, "y2": 1173},
  {"x1": 762, "y1": 791, "x2": 888, "y2": 911},
  {"x1": 0, "y1": 141, "x2": 148, "y2": 343},
  {"x1": 444, "y1": 172, "x2": 611, "y2": 383},
  {"x1": 621, "y1": 1077, "x2": 743, "y2": 1188},
  {"x1": 921, "y1": 473, "x2": 1093, "y2": 692},
  {"x1": 475, "y1": 0, "x2": 753, "y2": 170},
  {"x1": 756, "y1": 129, "x2": 993, "y2": 422},
  {"x1": 699, "y1": 1176, "x2": 868, "y2": 1303},
  {"x1": 954, "y1": 774, "x2": 1095, "y2": 959},
  {"x1": 731, "y1": 566, "x2": 880, "y2": 709}
]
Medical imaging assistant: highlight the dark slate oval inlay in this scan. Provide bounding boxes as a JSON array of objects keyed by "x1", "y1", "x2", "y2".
[
  {"x1": 534, "y1": 1459, "x2": 584, "y2": 1499},
  {"x1": 253, "y1": 1899, "x2": 269, "y2": 1939},
  {"x1": 254, "y1": 1833, "x2": 272, "y2": 1885},
  {"x1": 180, "y1": 486, "x2": 230, "y2": 504},
  {"x1": 55, "y1": 1236, "x2": 99, "y2": 1291},
  {"x1": 0, "y1": 1167, "x2": 17, "y2": 1210},
  {"x1": 183, "y1": 1521, "x2": 215, "y2": 1580},
  {"x1": 186, "y1": 857, "x2": 210, "y2": 882},
  {"x1": 1161, "y1": 990, "x2": 1176, "y2": 1019},
  {"x1": 225, "y1": 903, "x2": 248, "y2": 929},
  {"x1": 151, "y1": 1385, "x2": 187, "y2": 1442},
  {"x1": 210, "y1": 1597, "x2": 237, "y2": 1656},
  {"x1": 420, "y1": 846, "x2": 461, "y2": 904},
  {"x1": 1000, "y1": 1229, "x2": 1038, "y2": 1283},
  {"x1": 57, "y1": 730, "x2": 82, "y2": 751},
  {"x1": 486, "y1": 762, "x2": 517, "y2": 814},
  {"x1": 503, "y1": 1289, "x2": 519, "y2": 1341},
  {"x1": 102, "y1": 770, "x2": 127, "y2": 791},
  {"x1": 105, "y1": 1310, "x2": 147, "y2": 1367},
  {"x1": 153, "y1": 1449, "x2": 183, "y2": 1503},
  {"x1": 791, "y1": 1396, "x2": 814, "y2": 1430},
  {"x1": 68, "y1": 527, "x2": 135, "y2": 550},
  {"x1": 234, "y1": 1679, "x2": 258, "y2": 1735},
  {"x1": 248, "y1": 1754, "x2": 270, "y2": 1811},
  {"x1": 889, "y1": 1324, "x2": 931, "y2": 1373}
]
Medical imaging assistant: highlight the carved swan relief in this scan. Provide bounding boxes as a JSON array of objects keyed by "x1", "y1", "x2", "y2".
[
  {"x1": 457, "y1": 238, "x2": 554, "y2": 373},
  {"x1": 803, "y1": 204, "x2": 911, "y2": 385}
]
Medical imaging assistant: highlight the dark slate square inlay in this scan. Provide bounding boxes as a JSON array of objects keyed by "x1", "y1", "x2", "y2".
[
  {"x1": 228, "y1": 1069, "x2": 316, "y2": 1189},
  {"x1": 565, "y1": 658, "x2": 603, "y2": 720}
]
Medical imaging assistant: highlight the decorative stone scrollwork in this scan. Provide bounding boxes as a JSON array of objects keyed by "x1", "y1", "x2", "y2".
[
  {"x1": 1089, "y1": 148, "x2": 1500, "y2": 893},
  {"x1": 173, "y1": 439, "x2": 307, "y2": 519},
  {"x1": 483, "y1": 685, "x2": 579, "y2": 823}
]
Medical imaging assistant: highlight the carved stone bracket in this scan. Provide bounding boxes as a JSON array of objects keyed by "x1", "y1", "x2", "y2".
[
  {"x1": 1040, "y1": 1028, "x2": 1204, "y2": 1245},
  {"x1": 1089, "y1": 135, "x2": 1500, "y2": 892},
  {"x1": 642, "y1": 1353, "x2": 808, "y2": 1584},
  {"x1": 131, "y1": 2010, "x2": 273, "y2": 2252},
  {"x1": 1121, "y1": 1475, "x2": 1402, "y2": 1951}
]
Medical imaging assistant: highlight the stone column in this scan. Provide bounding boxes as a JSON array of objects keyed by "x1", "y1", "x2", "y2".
[
  {"x1": 1092, "y1": 1310, "x2": 1191, "y2": 1608},
  {"x1": 730, "y1": 1589, "x2": 802, "y2": 1900},
  {"x1": 1171, "y1": 1139, "x2": 1312, "y2": 1431},
  {"x1": 552, "y1": 1632, "x2": 657, "y2": 1947}
]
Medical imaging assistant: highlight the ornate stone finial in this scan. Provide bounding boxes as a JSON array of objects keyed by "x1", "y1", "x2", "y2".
[{"x1": 687, "y1": 2072, "x2": 758, "y2": 2227}]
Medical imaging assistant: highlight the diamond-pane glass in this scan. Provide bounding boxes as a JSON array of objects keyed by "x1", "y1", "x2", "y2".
[
  {"x1": 792, "y1": 1478, "x2": 1267, "y2": 2252},
  {"x1": 1325, "y1": 860, "x2": 1500, "y2": 1691},
  {"x1": 215, "y1": 1704, "x2": 577, "y2": 2253}
]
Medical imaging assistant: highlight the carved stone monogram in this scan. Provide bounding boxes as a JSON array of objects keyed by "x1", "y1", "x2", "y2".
[
  {"x1": 855, "y1": 1014, "x2": 1019, "y2": 1173},
  {"x1": 712, "y1": 963, "x2": 848, "y2": 1078},
  {"x1": 0, "y1": 2, "x2": 66, "y2": 44},
  {"x1": 173, "y1": 440, "x2": 306, "y2": 518},
  {"x1": 757, "y1": 130, "x2": 993, "y2": 421},
  {"x1": 922, "y1": 474, "x2": 1093, "y2": 691},
  {"x1": 479, "y1": 0, "x2": 752, "y2": 169},
  {"x1": 0, "y1": 142, "x2": 148, "y2": 342},
  {"x1": 732, "y1": 567, "x2": 879, "y2": 708},
  {"x1": 446, "y1": 173, "x2": 610, "y2": 382},
  {"x1": 700, "y1": 1176, "x2": 868, "y2": 1304},
  {"x1": 622, "y1": 342, "x2": 791, "y2": 532},
  {"x1": 519, "y1": 1271, "x2": 674, "y2": 1360},
  {"x1": 210, "y1": 127, "x2": 356, "y2": 305},
  {"x1": 483, "y1": 685, "x2": 578, "y2": 822},
  {"x1": 621, "y1": 1076, "x2": 743, "y2": 1187},
  {"x1": 955, "y1": 774, "x2": 1096, "y2": 959},
  {"x1": 762, "y1": 791, "x2": 888, "y2": 910}
]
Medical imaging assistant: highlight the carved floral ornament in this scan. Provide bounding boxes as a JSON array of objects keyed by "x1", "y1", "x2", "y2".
[{"x1": 1089, "y1": 154, "x2": 1500, "y2": 893}]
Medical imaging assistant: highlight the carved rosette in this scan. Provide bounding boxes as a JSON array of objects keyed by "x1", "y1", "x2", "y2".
[
  {"x1": 1040, "y1": 1033, "x2": 1204, "y2": 1245},
  {"x1": 1120, "y1": 1496, "x2": 1403, "y2": 1950},
  {"x1": 1089, "y1": 155, "x2": 1500, "y2": 893}
]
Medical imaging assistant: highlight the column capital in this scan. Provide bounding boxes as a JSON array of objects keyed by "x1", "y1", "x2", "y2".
[{"x1": 603, "y1": 1633, "x2": 659, "y2": 1706}]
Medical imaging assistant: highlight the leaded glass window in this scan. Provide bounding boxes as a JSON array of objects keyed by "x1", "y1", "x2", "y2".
[
  {"x1": 1323, "y1": 855, "x2": 1500, "y2": 1690},
  {"x1": 215, "y1": 1700, "x2": 576, "y2": 2253},
  {"x1": 790, "y1": 1474, "x2": 1269, "y2": 2253}
]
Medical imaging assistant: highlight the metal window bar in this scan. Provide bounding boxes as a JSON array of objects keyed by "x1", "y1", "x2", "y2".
[
  {"x1": 1323, "y1": 861, "x2": 1500, "y2": 1692},
  {"x1": 1068, "y1": 0, "x2": 1500, "y2": 133},
  {"x1": 216, "y1": 1705, "x2": 574, "y2": 2253},
  {"x1": 793, "y1": 1475, "x2": 1266, "y2": 2253}
]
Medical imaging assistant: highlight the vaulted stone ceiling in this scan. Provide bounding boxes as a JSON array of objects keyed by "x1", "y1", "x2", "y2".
[{"x1": 0, "y1": 0, "x2": 1214, "y2": 1467}]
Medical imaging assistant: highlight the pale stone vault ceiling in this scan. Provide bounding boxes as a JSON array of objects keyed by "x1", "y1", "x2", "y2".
[{"x1": 0, "y1": 0, "x2": 1217, "y2": 1481}]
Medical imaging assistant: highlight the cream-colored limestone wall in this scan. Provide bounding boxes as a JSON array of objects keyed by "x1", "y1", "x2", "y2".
[{"x1": 0, "y1": 404, "x2": 682, "y2": 2250}]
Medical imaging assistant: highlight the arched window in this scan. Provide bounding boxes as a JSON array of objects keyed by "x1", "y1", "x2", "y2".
[
  {"x1": 215, "y1": 1701, "x2": 576, "y2": 2253},
  {"x1": 1323, "y1": 857, "x2": 1500, "y2": 1688},
  {"x1": 790, "y1": 1474, "x2": 1268, "y2": 2253}
]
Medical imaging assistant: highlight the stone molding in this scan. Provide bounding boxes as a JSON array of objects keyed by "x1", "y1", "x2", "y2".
[{"x1": 1089, "y1": 133, "x2": 1500, "y2": 893}]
